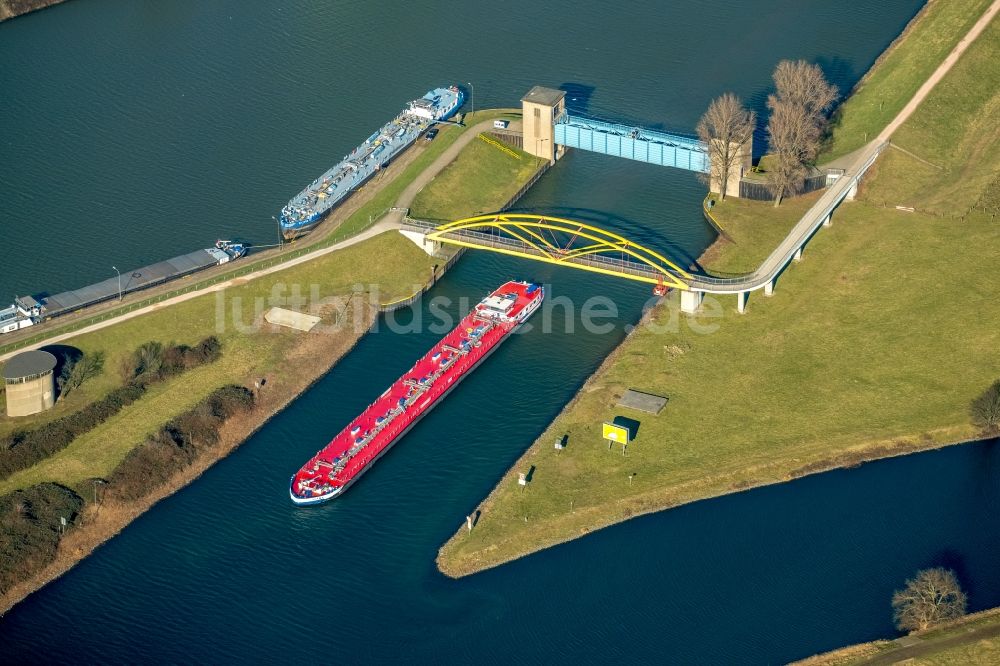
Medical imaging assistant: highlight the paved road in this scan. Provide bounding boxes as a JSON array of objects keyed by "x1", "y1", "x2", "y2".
[
  {"x1": 690, "y1": 0, "x2": 999, "y2": 295},
  {"x1": 386, "y1": 116, "x2": 508, "y2": 224},
  {"x1": 0, "y1": 220, "x2": 398, "y2": 363},
  {"x1": 0, "y1": 117, "x2": 512, "y2": 363},
  {"x1": 688, "y1": 139, "x2": 887, "y2": 294}
]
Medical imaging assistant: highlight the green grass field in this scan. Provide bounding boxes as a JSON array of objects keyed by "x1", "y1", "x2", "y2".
[
  {"x1": 861, "y1": 17, "x2": 1000, "y2": 217},
  {"x1": 410, "y1": 134, "x2": 545, "y2": 221},
  {"x1": 438, "y1": 10, "x2": 1000, "y2": 577},
  {"x1": 439, "y1": 201, "x2": 1000, "y2": 575},
  {"x1": 797, "y1": 608, "x2": 1000, "y2": 665},
  {"x1": 821, "y1": 0, "x2": 992, "y2": 162},
  {"x1": 0, "y1": 108, "x2": 543, "y2": 497},
  {"x1": 702, "y1": 192, "x2": 820, "y2": 274},
  {"x1": 0, "y1": 233, "x2": 438, "y2": 495}
]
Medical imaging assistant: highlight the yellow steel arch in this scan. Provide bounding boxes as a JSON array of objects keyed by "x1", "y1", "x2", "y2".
[{"x1": 426, "y1": 214, "x2": 692, "y2": 290}]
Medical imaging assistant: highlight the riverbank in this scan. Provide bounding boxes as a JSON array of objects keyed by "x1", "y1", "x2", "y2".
[
  {"x1": 437, "y1": 1, "x2": 1000, "y2": 577},
  {"x1": 0, "y1": 110, "x2": 541, "y2": 614},
  {"x1": 0, "y1": 110, "x2": 520, "y2": 359},
  {"x1": 0, "y1": 0, "x2": 65, "y2": 22},
  {"x1": 794, "y1": 606, "x2": 1000, "y2": 665},
  {"x1": 0, "y1": 234, "x2": 438, "y2": 614},
  {"x1": 821, "y1": 0, "x2": 993, "y2": 162}
]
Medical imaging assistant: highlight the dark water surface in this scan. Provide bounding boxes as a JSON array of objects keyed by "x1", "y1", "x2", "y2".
[{"x1": 5, "y1": 1, "x2": 993, "y2": 664}]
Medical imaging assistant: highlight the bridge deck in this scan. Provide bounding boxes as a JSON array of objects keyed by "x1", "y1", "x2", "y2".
[
  {"x1": 401, "y1": 140, "x2": 887, "y2": 295},
  {"x1": 401, "y1": 219, "x2": 669, "y2": 284},
  {"x1": 688, "y1": 139, "x2": 888, "y2": 293},
  {"x1": 554, "y1": 113, "x2": 709, "y2": 172}
]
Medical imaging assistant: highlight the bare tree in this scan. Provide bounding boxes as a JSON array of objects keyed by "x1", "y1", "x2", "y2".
[
  {"x1": 696, "y1": 93, "x2": 756, "y2": 200},
  {"x1": 57, "y1": 351, "x2": 105, "y2": 400},
  {"x1": 765, "y1": 60, "x2": 838, "y2": 206},
  {"x1": 970, "y1": 379, "x2": 1000, "y2": 432},
  {"x1": 773, "y1": 59, "x2": 838, "y2": 128},
  {"x1": 892, "y1": 568, "x2": 967, "y2": 633},
  {"x1": 765, "y1": 97, "x2": 811, "y2": 205}
]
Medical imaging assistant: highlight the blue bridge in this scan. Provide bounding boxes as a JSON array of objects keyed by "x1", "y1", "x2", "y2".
[{"x1": 553, "y1": 112, "x2": 709, "y2": 173}]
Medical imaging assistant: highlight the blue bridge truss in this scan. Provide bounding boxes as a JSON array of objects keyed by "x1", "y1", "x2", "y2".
[{"x1": 554, "y1": 113, "x2": 709, "y2": 173}]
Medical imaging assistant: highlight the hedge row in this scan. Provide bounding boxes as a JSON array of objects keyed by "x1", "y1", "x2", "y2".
[
  {"x1": 0, "y1": 483, "x2": 83, "y2": 595},
  {"x1": 107, "y1": 385, "x2": 254, "y2": 502},
  {"x1": 0, "y1": 383, "x2": 146, "y2": 479},
  {"x1": 0, "y1": 336, "x2": 224, "y2": 481},
  {"x1": 0, "y1": 383, "x2": 253, "y2": 598}
]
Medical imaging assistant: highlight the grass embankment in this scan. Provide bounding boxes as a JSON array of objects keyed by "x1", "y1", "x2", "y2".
[
  {"x1": 861, "y1": 16, "x2": 1000, "y2": 217},
  {"x1": 0, "y1": 109, "x2": 520, "y2": 360},
  {"x1": 437, "y1": 9, "x2": 1000, "y2": 577},
  {"x1": 795, "y1": 607, "x2": 1000, "y2": 665},
  {"x1": 0, "y1": 232, "x2": 437, "y2": 496},
  {"x1": 0, "y1": 107, "x2": 549, "y2": 612},
  {"x1": 410, "y1": 133, "x2": 545, "y2": 220},
  {"x1": 701, "y1": 192, "x2": 820, "y2": 275},
  {"x1": 822, "y1": 0, "x2": 992, "y2": 162}
]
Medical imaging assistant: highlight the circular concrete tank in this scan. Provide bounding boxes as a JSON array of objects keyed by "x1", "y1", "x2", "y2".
[{"x1": 3, "y1": 350, "x2": 57, "y2": 417}]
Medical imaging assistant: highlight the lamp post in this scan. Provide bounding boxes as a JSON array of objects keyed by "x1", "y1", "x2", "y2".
[
  {"x1": 112, "y1": 266, "x2": 122, "y2": 301},
  {"x1": 272, "y1": 215, "x2": 283, "y2": 249},
  {"x1": 92, "y1": 478, "x2": 106, "y2": 503},
  {"x1": 466, "y1": 81, "x2": 475, "y2": 122}
]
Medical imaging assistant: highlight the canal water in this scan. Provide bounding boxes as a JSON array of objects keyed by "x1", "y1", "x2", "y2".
[{"x1": 6, "y1": 1, "x2": 994, "y2": 664}]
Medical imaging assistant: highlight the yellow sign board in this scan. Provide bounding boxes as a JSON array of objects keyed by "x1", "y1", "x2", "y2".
[{"x1": 602, "y1": 422, "x2": 630, "y2": 443}]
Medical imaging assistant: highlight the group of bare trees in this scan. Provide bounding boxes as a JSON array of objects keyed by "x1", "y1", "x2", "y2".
[
  {"x1": 697, "y1": 59, "x2": 837, "y2": 205},
  {"x1": 766, "y1": 60, "x2": 838, "y2": 205}
]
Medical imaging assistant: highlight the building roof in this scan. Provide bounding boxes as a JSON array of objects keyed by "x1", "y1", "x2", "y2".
[
  {"x1": 3, "y1": 350, "x2": 57, "y2": 380},
  {"x1": 521, "y1": 86, "x2": 566, "y2": 107}
]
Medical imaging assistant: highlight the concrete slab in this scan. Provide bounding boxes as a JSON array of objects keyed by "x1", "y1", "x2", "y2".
[
  {"x1": 264, "y1": 307, "x2": 321, "y2": 332},
  {"x1": 617, "y1": 389, "x2": 668, "y2": 415}
]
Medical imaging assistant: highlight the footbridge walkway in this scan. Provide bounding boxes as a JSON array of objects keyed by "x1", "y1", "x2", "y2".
[
  {"x1": 685, "y1": 138, "x2": 889, "y2": 312},
  {"x1": 400, "y1": 137, "x2": 888, "y2": 311},
  {"x1": 400, "y1": 214, "x2": 694, "y2": 290}
]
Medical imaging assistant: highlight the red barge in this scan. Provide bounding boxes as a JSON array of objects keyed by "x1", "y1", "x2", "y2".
[{"x1": 289, "y1": 280, "x2": 544, "y2": 505}]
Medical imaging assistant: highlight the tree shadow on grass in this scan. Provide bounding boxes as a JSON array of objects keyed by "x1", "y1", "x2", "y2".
[{"x1": 39, "y1": 344, "x2": 82, "y2": 400}]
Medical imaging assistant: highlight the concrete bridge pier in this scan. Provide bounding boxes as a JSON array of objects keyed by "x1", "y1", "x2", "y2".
[
  {"x1": 846, "y1": 178, "x2": 859, "y2": 201},
  {"x1": 822, "y1": 213, "x2": 832, "y2": 228},
  {"x1": 764, "y1": 279, "x2": 775, "y2": 297},
  {"x1": 736, "y1": 291, "x2": 748, "y2": 314},
  {"x1": 794, "y1": 246, "x2": 803, "y2": 262},
  {"x1": 399, "y1": 229, "x2": 442, "y2": 256},
  {"x1": 680, "y1": 290, "x2": 703, "y2": 314}
]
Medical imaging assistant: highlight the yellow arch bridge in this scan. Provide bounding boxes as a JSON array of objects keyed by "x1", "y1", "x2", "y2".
[{"x1": 401, "y1": 214, "x2": 692, "y2": 291}]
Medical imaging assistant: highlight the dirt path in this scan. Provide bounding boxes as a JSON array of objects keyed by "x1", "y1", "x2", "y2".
[
  {"x1": 858, "y1": 621, "x2": 1000, "y2": 664},
  {"x1": 876, "y1": 0, "x2": 1000, "y2": 142}
]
